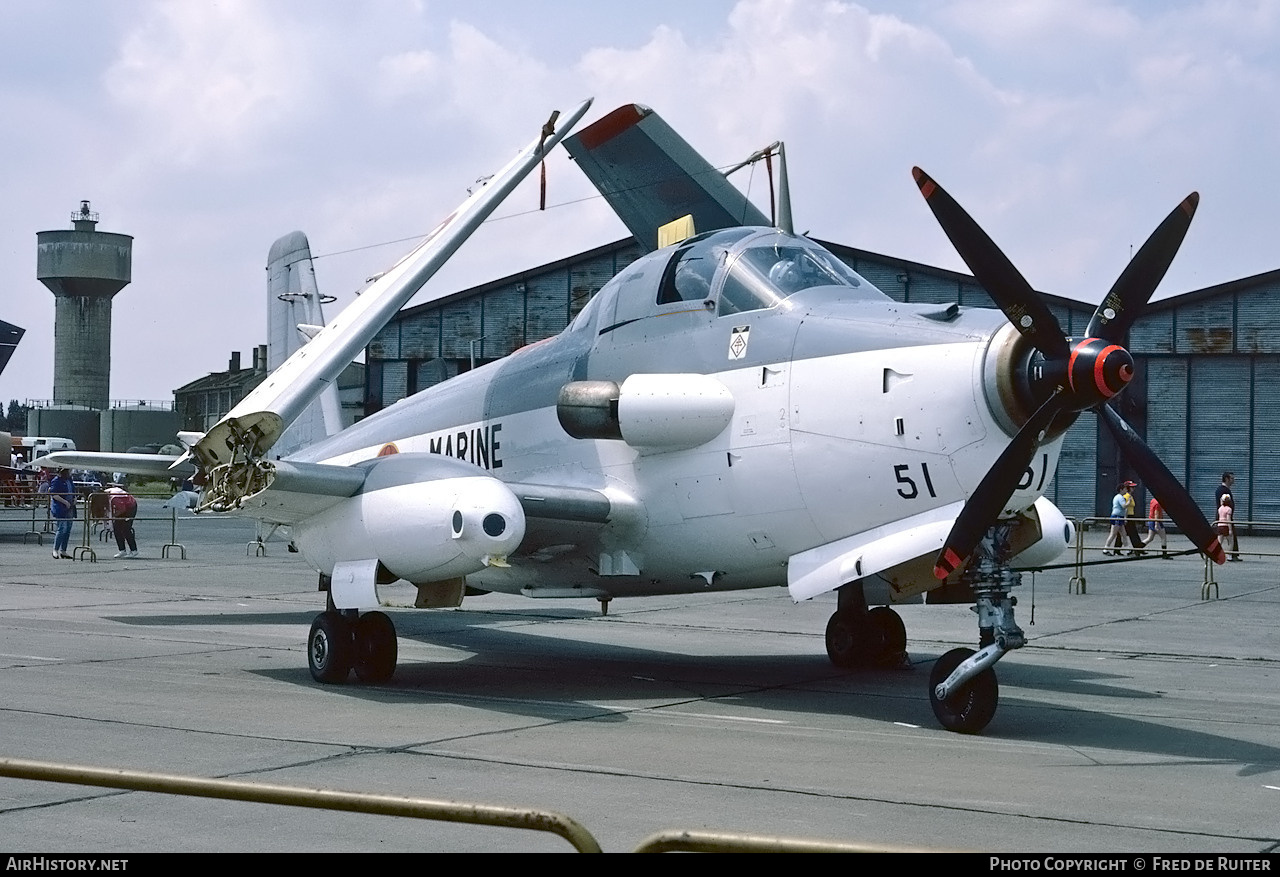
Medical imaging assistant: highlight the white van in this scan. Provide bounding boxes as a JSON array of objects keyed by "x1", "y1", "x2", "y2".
[{"x1": 16, "y1": 436, "x2": 76, "y2": 466}]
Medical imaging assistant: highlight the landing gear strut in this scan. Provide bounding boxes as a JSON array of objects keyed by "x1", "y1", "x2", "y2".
[
  {"x1": 824, "y1": 582, "x2": 907, "y2": 668},
  {"x1": 307, "y1": 609, "x2": 399, "y2": 685},
  {"x1": 929, "y1": 524, "x2": 1024, "y2": 734}
]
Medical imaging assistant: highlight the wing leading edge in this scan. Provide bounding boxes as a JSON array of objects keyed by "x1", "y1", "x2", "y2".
[
  {"x1": 193, "y1": 99, "x2": 594, "y2": 476},
  {"x1": 788, "y1": 498, "x2": 1070, "y2": 603},
  {"x1": 190, "y1": 100, "x2": 594, "y2": 513}
]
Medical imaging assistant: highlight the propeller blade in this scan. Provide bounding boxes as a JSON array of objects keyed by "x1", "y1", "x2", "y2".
[
  {"x1": 1096, "y1": 404, "x2": 1226, "y2": 564},
  {"x1": 935, "y1": 392, "x2": 1064, "y2": 579},
  {"x1": 912, "y1": 167, "x2": 1069, "y2": 360},
  {"x1": 1087, "y1": 193, "x2": 1199, "y2": 341}
]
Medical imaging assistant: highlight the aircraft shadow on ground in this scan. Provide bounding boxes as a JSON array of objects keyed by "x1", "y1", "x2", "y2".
[
  {"x1": 178, "y1": 604, "x2": 1280, "y2": 777},
  {"x1": 991, "y1": 661, "x2": 1280, "y2": 776}
]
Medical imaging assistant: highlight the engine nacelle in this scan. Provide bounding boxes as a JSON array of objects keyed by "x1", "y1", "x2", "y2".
[
  {"x1": 292, "y1": 454, "x2": 525, "y2": 583},
  {"x1": 557, "y1": 373, "x2": 734, "y2": 452}
]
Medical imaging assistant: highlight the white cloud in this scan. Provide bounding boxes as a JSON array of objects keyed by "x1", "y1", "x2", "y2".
[{"x1": 103, "y1": 1, "x2": 312, "y2": 168}]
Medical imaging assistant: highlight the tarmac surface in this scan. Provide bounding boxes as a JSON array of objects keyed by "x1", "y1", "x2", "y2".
[{"x1": 0, "y1": 498, "x2": 1277, "y2": 853}]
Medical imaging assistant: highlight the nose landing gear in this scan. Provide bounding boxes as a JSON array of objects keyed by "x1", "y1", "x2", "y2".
[{"x1": 929, "y1": 524, "x2": 1025, "y2": 734}]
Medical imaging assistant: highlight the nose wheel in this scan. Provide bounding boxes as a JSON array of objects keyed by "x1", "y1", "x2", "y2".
[{"x1": 929, "y1": 647, "x2": 998, "y2": 734}]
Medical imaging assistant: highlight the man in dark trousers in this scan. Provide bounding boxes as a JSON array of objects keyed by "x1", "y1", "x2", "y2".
[
  {"x1": 1215, "y1": 472, "x2": 1242, "y2": 561},
  {"x1": 1121, "y1": 480, "x2": 1146, "y2": 555}
]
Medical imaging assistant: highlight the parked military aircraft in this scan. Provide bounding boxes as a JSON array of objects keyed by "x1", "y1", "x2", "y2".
[{"x1": 47, "y1": 99, "x2": 1225, "y2": 733}]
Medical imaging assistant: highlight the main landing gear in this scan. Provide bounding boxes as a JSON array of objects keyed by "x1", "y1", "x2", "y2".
[
  {"x1": 928, "y1": 524, "x2": 1025, "y2": 734},
  {"x1": 823, "y1": 527, "x2": 1025, "y2": 734},
  {"x1": 308, "y1": 608, "x2": 398, "y2": 685},
  {"x1": 824, "y1": 582, "x2": 908, "y2": 668}
]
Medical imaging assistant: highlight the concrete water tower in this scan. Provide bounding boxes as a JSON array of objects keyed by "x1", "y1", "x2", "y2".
[{"x1": 36, "y1": 201, "x2": 133, "y2": 410}]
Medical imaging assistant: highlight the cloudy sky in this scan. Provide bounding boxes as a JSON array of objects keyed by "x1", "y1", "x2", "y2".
[{"x1": 1, "y1": 0, "x2": 1276, "y2": 406}]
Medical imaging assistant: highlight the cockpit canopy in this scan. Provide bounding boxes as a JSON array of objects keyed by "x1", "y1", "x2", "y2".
[
  {"x1": 660, "y1": 227, "x2": 884, "y2": 316},
  {"x1": 571, "y1": 228, "x2": 888, "y2": 335},
  {"x1": 717, "y1": 231, "x2": 882, "y2": 315}
]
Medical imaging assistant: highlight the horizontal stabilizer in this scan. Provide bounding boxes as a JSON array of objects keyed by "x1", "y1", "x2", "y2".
[{"x1": 564, "y1": 104, "x2": 770, "y2": 252}]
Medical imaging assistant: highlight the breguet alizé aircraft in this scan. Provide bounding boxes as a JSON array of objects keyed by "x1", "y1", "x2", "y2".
[{"x1": 48, "y1": 99, "x2": 1227, "y2": 734}]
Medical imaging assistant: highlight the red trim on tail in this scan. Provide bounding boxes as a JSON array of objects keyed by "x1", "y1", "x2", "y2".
[{"x1": 574, "y1": 104, "x2": 645, "y2": 150}]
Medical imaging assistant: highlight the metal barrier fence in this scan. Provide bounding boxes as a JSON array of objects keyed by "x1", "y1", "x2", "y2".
[
  {"x1": 8, "y1": 489, "x2": 1269, "y2": 584},
  {"x1": 0, "y1": 490, "x2": 188, "y2": 559},
  {"x1": 0, "y1": 756, "x2": 909, "y2": 853},
  {"x1": 6, "y1": 492, "x2": 1263, "y2": 599},
  {"x1": 1063, "y1": 516, "x2": 1274, "y2": 601},
  {"x1": 0, "y1": 489, "x2": 54, "y2": 545}
]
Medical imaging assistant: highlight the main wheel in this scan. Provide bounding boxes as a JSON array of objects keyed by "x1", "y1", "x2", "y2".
[
  {"x1": 825, "y1": 611, "x2": 870, "y2": 667},
  {"x1": 867, "y1": 606, "x2": 907, "y2": 665},
  {"x1": 308, "y1": 611, "x2": 353, "y2": 684},
  {"x1": 929, "y1": 647, "x2": 998, "y2": 734},
  {"x1": 353, "y1": 611, "x2": 397, "y2": 684}
]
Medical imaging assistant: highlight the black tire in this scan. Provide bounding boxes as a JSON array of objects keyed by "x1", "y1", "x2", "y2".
[
  {"x1": 353, "y1": 611, "x2": 397, "y2": 684},
  {"x1": 928, "y1": 647, "x2": 998, "y2": 734},
  {"x1": 867, "y1": 606, "x2": 907, "y2": 664},
  {"x1": 308, "y1": 611, "x2": 353, "y2": 684},
  {"x1": 825, "y1": 611, "x2": 869, "y2": 667}
]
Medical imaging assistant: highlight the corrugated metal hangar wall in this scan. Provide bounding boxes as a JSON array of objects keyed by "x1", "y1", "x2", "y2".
[{"x1": 366, "y1": 238, "x2": 1280, "y2": 529}]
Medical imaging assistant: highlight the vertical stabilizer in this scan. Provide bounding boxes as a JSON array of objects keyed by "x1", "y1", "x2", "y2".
[
  {"x1": 266, "y1": 232, "x2": 347, "y2": 457},
  {"x1": 564, "y1": 104, "x2": 770, "y2": 252}
]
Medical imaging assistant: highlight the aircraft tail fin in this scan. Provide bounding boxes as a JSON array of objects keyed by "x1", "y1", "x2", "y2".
[
  {"x1": 0, "y1": 319, "x2": 24, "y2": 378},
  {"x1": 563, "y1": 104, "x2": 770, "y2": 252},
  {"x1": 266, "y1": 231, "x2": 347, "y2": 457}
]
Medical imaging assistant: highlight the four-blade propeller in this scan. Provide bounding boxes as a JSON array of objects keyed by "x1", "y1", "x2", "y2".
[{"x1": 910, "y1": 168, "x2": 1225, "y2": 578}]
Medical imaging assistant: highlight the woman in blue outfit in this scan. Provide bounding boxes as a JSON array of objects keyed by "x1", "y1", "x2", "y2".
[
  {"x1": 1102, "y1": 481, "x2": 1129, "y2": 556},
  {"x1": 48, "y1": 468, "x2": 76, "y2": 559}
]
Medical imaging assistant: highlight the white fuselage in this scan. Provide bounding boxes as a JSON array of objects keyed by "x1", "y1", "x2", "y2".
[{"x1": 291, "y1": 228, "x2": 1066, "y2": 602}]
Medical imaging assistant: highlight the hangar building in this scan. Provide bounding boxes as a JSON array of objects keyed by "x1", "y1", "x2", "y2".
[{"x1": 365, "y1": 236, "x2": 1280, "y2": 528}]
